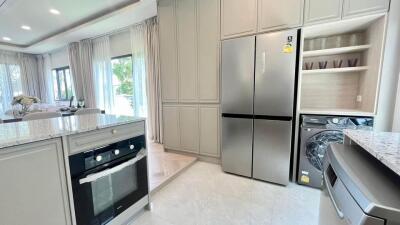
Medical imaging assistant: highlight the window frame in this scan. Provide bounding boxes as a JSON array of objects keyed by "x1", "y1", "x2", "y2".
[
  {"x1": 111, "y1": 54, "x2": 132, "y2": 60},
  {"x1": 52, "y1": 66, "x2": 72, "y2": 101}
]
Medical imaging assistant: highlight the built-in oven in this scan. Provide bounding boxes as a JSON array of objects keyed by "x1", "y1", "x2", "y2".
[{"x1": 69, "y1": 135, "x2": 148, "y2": 225}]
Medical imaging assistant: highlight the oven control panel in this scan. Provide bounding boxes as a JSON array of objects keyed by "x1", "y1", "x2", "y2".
[{"x1": 69, "y1": 135, "x2": 146, "y2": 177}]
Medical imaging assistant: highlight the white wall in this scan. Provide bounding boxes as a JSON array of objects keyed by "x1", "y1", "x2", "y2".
[
  {"x1": 110, "y1": 30, "x2": 131, "y2": 58},
  {"x1": 393, "y1": 74, "x2": 400, "y2": 132},
  {"x1": 47, "y1": 30, "x2": 132, "y2": 69},
  {"x1": 374, "y1": 0, "x2": 400, "y2": 131},
  {"x1": 50, "y1": 47, "x2": 69, "y2": 69}
]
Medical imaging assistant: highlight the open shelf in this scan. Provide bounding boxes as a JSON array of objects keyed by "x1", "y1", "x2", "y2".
[
  {"x1": 303, "y1": 45, "x2": 371, "y2": 57},
  {"x1": 302, "y1": 66, "x2": 368, "y2": 75},
  {"x1": 299, "y1": 108, "x2": 375, "y2": 117}
]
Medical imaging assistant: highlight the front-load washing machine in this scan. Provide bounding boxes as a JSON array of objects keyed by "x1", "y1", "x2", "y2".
[{"x1": 297, "y1": 115, "x2": 373, "y2": 189}]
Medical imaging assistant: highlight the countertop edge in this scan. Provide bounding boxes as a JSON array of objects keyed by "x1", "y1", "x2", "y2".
[{"x1": 0, "y1": 115, "x2": 146, "y2": 150}]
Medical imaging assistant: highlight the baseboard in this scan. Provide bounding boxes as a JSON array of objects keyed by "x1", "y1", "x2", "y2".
[{"x1": 165, "y1": 149, "x2": 221, "y2": 164}]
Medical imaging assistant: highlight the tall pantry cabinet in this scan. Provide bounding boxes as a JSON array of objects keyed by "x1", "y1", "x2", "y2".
[{"x1": 158, "y1": 0, "x2": 220, "y2": 158}]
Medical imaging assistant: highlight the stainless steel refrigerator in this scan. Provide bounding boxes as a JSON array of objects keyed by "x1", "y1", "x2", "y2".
[{"x1": 221, "y1": 29, "x2": 298, "y2": 186}]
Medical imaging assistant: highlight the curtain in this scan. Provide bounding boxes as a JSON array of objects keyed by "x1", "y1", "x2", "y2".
[
  {"x1": 79, "y1": 39, "x2": 96, "y2": 108},
  {"x1": 130, "y1": 24, "x2": 148, "y2": 118},
  {"x1": 131, "y1": 17, "x2": 163, "y2": 143},
  {"x1": 0, "y1": 50, "x2": 21, "y2": 113},
  {"x1": 68, "y1": 42, "x2": 84, "y2": 101},
  {"x1": 92, "y1": 37, "x2": 115, "y2": 114},
  {"x1": 36, "y1": 54, "x2": 54, "y2": 104},
  {"x1": 18, "y1": 53, "x2": 40, "y2": 97}
]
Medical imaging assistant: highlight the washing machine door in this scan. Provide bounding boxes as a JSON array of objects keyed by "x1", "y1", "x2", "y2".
[
  {"x1": 298, "y1": 128, "x2": 344, "y2": 188},
  {"x1": 306, "y1": 130, "x2": 344, "y2": 171}
]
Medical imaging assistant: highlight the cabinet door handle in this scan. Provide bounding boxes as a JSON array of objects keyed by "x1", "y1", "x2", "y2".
[{"x1": 111, "y1": 129, "x2": 117, "y2": 134}]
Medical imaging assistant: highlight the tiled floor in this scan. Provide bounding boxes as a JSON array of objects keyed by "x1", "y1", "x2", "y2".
[
  {"x1": 148, "y1": 142, "x2": 197, "y2": 192},
  {"x1": 131, "y1": 161, "x2": 321, "y2": 225}
]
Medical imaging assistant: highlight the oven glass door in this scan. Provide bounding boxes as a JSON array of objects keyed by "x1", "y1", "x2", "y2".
[{"x1": 73, "y1": 155, "x2": 148, "y2": 225}]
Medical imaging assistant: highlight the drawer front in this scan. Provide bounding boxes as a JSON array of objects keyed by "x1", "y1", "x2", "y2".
[{"x1": 68, "y1": 122, "x2": 145, "y2": 155}]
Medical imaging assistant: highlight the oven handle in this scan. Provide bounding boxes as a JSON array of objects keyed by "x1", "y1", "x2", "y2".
[
  {"x1": 79, "y1": 149, "x2": 146, "y2": 185},
  {"x1": 323, "y1": 170, "x2": 344, "y2": 219}
]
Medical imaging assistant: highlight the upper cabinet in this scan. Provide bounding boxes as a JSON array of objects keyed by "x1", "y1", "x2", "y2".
[
  {"x1": 177, "y1": 0, "x2": 198, "y2": 102},
  {"x1": 221, "y1": 0, "x2": 257, "y2": 39},
  {"x1": 257, "y1": 0, "x2": 303, "y2": 32},
  {"x1": 343, "y1": 0, "x2": 390, "y2": 18},
  {"x1": 158, "y1": 0, "x2": 220, "y2": 103},
  {"x1": 305, "y1": 0, "x2": 390, "y2": 25},
  {"x1": 159, "y1": 0, "x2": 179, "y2": 102},
  {"x1": 198, "y1": 0, "x2": 220, "y2": 102},
  {"x1": 304, "y1": 0, "x2": 343, "y2": 25}
]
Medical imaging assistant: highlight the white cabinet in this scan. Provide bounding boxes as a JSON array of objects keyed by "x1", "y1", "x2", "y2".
[
  {"x1": 221, "y1": 0, "x2": 257, "y2": 39},
  {"x1": 179, "y1": 105, "x2": 199, "y2": 153},
  {"x1": 304, "y1": 0, "x2": 343, "y2": 25},
  {"x1": 177, "y1": 0, "x2": 198, "y2": 102},
  {"x1": 160, "y1": 0, "x2": 219, "y2": 103},
  {"x1": 198, "y1": 0, "x2": 220, "y2": 102},
  {"x1": 159, "y1": 0, "x2": 179, "y2": 102},
  {"x1": 163, "y1": 105, "x2": 181, "y2": 150},
  {"x1": 257, "y1": 0, "x2": 303, "y2": 32},
  {"x1": 199, "y1": 105, "x2": 220, "y2": 157},
  {"x1": 0, "y1": 139, "x2": 71, "y2": 225},
  {"x1": 343, "y1": 0, "x2": 390, "y2": 18}
]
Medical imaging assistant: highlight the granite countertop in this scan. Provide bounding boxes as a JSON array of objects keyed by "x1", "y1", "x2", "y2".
[
  {"x1": 344, "y1": 130, "x2": 400, "y2": 176},
  {"x1": 0, "y1": 114, "x2": 145, "y2": 149}
]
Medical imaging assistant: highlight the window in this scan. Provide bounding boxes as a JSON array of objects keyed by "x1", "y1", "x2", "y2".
[
  {"x1": 52, "y1": 67, "x2": 73, "y2": 101},
  {"x1": 111, "y1": 55, "x2": 134, "y2": 116}
]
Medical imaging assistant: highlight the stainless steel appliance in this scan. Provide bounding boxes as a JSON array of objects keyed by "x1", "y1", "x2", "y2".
[
  {"x1": 319, "y1": 144, "x2": 400, "y2": 225},
  {"x1": 69, "y1": 135, "x2": 148, "y2": 225},
  {"x1": 221, "y1": 29, "x2": 299, "y2": 185},
  {"x1": 298, "y1": 115, "x2": 373, "y2": 189}
]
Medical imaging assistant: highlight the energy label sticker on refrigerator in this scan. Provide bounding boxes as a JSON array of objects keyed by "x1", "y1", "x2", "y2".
[{"x1": 283, "y1": 36, "x2": 294, "y2": 53}]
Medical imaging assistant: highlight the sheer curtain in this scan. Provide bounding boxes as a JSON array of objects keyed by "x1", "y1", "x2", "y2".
[
  {"x1": 0, "y1": 50, "x2": 21, "y2": 113},
  {"x1": 18, "y1": 53, "x2": 40, "y2": 98},
  {"x1": 131, "y1": 17, "x2": 163, "y2": 142},
  {"x1": 36, "y1": 54, "x2": 54, "y2": 104},
  {"x1": 68, "y1": 42, "x2": 84, "y2": 101},
  {"x1": 92, "y1": 37, "x2": 115, "y2": 114},
  {"x1": 79, "y1": 39, "x2": 96, "y2": 108},
  {"x1": 130, "y1": 24, "x2": 148, "y2": 118}
]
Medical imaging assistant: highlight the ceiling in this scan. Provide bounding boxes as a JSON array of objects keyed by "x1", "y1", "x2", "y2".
[{"x1": 0, "y1": 0, "x2": 157, "y2": 54}]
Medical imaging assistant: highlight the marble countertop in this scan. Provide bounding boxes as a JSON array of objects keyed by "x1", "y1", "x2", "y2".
[
  {"x1": 0, "y1": 114, "x2": 145, "y2": 149},
  {"x1": 344, "y1": 130, "x2": 400, "y2": 176}
]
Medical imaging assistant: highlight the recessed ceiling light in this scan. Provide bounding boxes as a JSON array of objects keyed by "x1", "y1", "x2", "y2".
[
  {"x1": 21, "y1": 25, "x2": 31, "y2": 30},
  {"x1": 49, "y1": 8, "x2": 60, "y2": 15},
  {"x1": 2, "y1": 37, "x2": 11, "y2": 41}
]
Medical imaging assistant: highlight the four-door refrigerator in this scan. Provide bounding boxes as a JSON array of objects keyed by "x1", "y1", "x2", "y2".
[{"x1": 221, "y1": 29, "x2": 299, "y2": 186}]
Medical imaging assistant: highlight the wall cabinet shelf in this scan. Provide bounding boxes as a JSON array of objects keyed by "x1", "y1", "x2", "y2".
[
  {"x1": 299, "y1": 15, "x2": 386, "y2": 116},
  {"x1": 303, "y1": 45, "x2": 370, "y2": 57},
  {"x1": 302, "y1": 66, "x2": 368, "y2": 74}
]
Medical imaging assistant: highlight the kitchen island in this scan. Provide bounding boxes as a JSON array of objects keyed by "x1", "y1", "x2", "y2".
[
  {"x1": 0, "y1": 114, "x2": 147, "y2": 225},
  {"x1": 344, "y1": 129, "x2": 400, "y2": 176}
]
